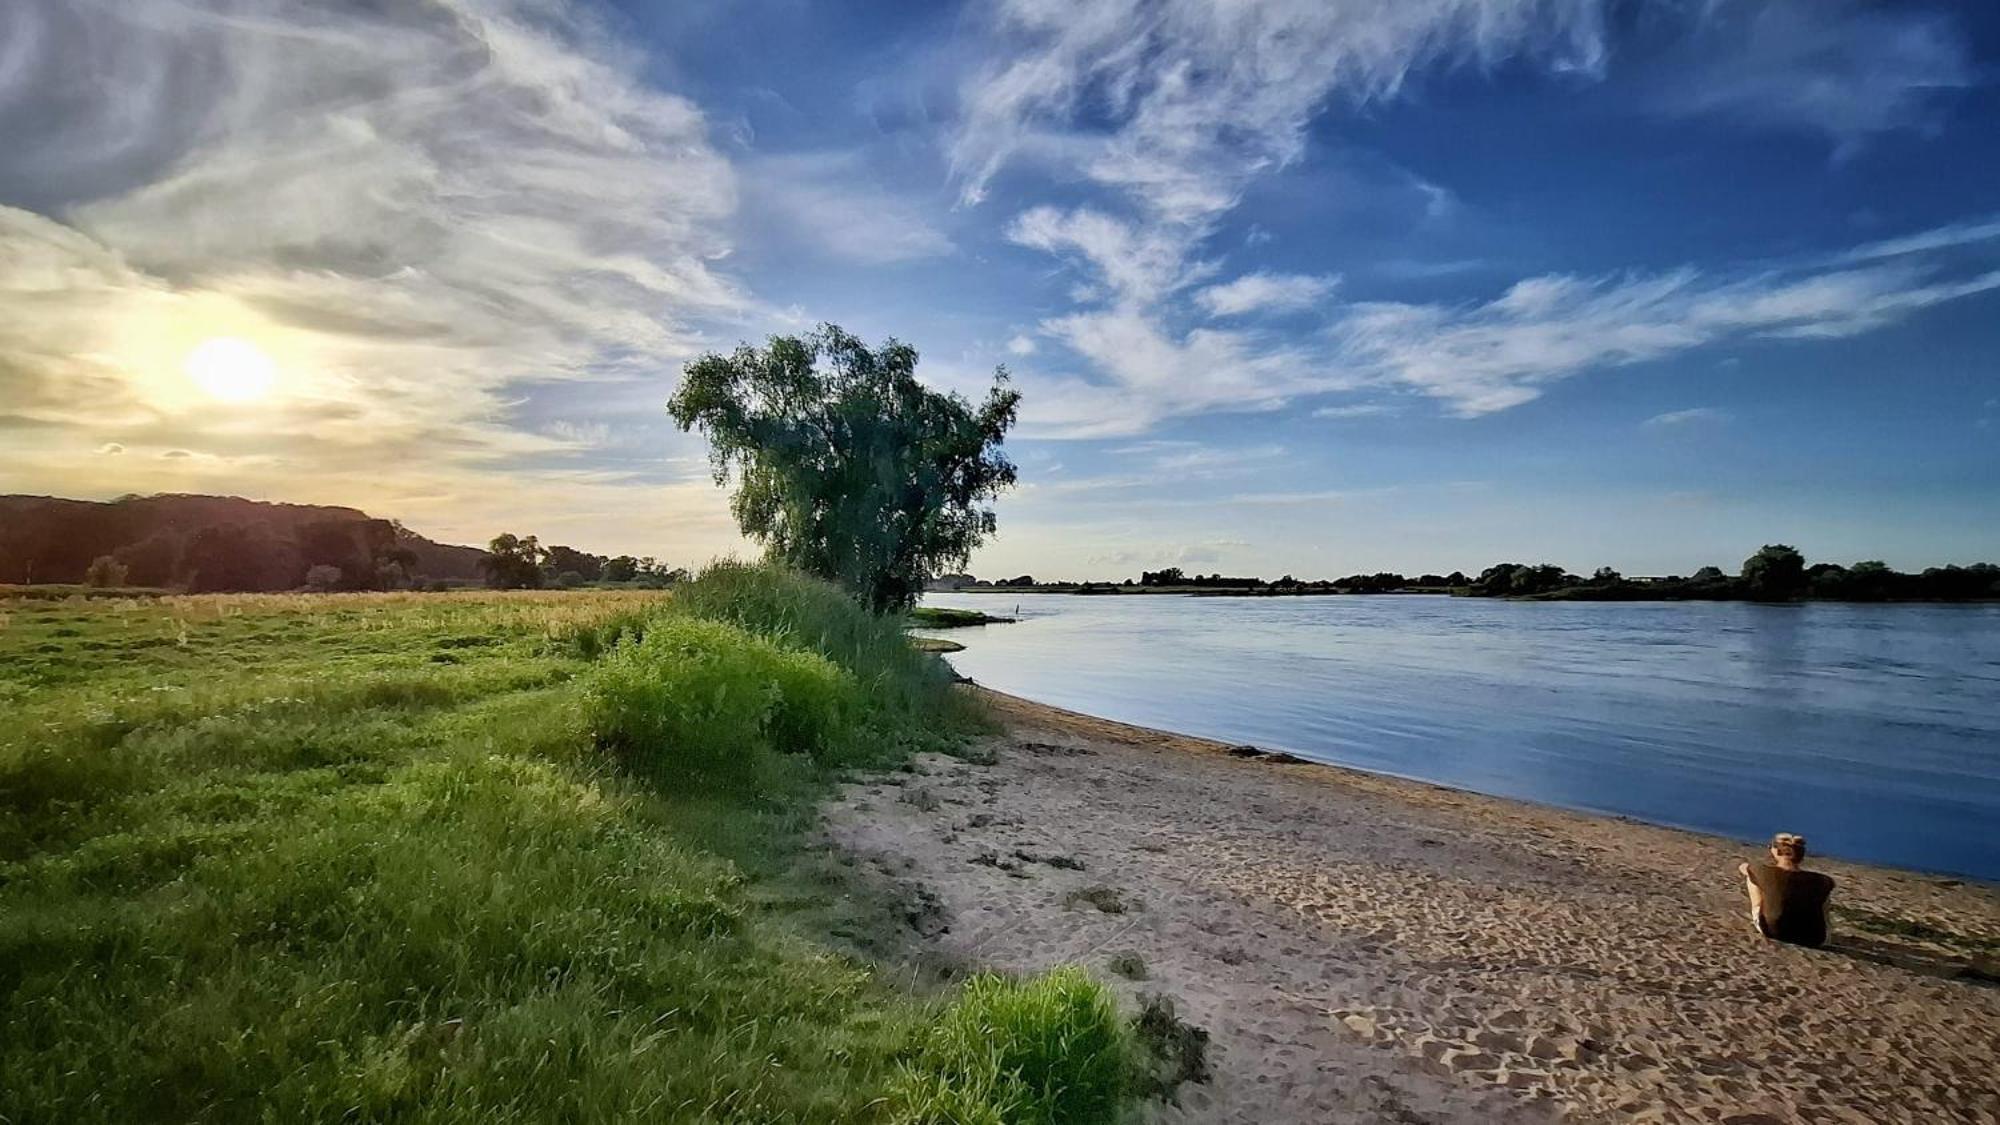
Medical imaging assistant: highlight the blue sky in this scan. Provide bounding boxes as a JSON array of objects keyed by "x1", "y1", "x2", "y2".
[{"x1": 1, "y1": 0, "x2": 1995, "y2": 577}]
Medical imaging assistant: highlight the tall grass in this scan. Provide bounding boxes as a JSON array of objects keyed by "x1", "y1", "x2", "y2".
[
  {"x1": 892, "y1": 968, "x2": 1132, "y2": 1125},
  {"x1": 583, "y1": 615, "x2": 857, "y2": 784},
  {"x1": 668, "y1": 561, "x2": 973, "y2": 742},
  {"x1": 0, "y1": 573, "x2": 1131, "y2": 1124}
]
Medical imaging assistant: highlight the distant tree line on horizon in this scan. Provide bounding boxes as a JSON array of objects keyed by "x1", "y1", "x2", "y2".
[
  {"x1": 929, "y1": 546, "x2": 2000, "y2": 603},
  {"x1": 476, "y1": 533, "x2": 687, "y2": 591}
]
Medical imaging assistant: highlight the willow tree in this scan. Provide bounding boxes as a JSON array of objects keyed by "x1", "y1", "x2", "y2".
[{"x1": 668, "y1": 325, "x2": 1020, "y2": 612}]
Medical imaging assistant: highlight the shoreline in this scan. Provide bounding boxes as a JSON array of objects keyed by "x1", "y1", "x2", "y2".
[
  {"x1": 972, "y1": 688, "x2": 2000, "y2": 955},
  {"x1": 928, "y1": 587, "x2": 2000, "y2": 605},
  {"x1": 823, "y1": 686, "x2": 2000, "y2": 1123},
  {"x1": 979, "y1": 688, "x2": 1998, "y2": 888}
]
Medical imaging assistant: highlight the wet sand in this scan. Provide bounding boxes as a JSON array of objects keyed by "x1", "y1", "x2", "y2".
[{"x1": 822, "y1": 688, "x2": 2000, "y2": 1124}]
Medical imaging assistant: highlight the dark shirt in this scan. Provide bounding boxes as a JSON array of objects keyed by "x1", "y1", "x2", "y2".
[{"x1": 1749, "y1": 863, "x2": 1835, "y2": 947}]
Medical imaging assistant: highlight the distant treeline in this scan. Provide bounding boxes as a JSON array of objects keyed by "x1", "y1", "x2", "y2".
[
  {"x1": 476, "y1": 533, "x2": 685, "y2": 590},
  {"x1": 930, "y1": 547, "x2": 2000, "y2": 603},
  {"x1": 1474, "y1": 547, "x2": 2000, "y2": 603}
]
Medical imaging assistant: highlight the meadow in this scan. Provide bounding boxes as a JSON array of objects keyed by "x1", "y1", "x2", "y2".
[{"x1": 0, "y1": 566, "x2": 1134, "y2": 1123}]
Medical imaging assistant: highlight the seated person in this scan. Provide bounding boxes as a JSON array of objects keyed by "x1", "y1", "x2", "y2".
[{"x1": 1739, "y1": 832, "x2": 1834, "y2": 948}]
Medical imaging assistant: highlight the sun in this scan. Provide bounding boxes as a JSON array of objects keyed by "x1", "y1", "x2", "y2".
[{"x1": 184, "y1": 337, "x2": 276, "y2": 403}]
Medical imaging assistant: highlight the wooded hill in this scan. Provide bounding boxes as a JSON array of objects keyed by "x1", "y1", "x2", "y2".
[{"x1": 0, "y1": 494, "x2": 486, "y2": 592}]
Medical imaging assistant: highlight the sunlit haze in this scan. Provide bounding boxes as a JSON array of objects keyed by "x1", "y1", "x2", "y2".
[
  {"x1": 1, "y1": 0, "x2": 1996, "y2": 573},
  {"x1": 184, "y1": 338, "x2": 276, "y2": 404}
]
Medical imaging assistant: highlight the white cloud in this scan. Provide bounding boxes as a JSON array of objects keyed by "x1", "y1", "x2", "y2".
[
  {"x1": 1335, "y1": 250, "x2": 2000, "y2": 416},
  {"x1": 1830, "y1": 215, "x2": 2000, "y2": 268},
  {"x1": 0, "y1": 0, "x2": 752, "y2": 556},
  {"x1": 1643, "y1": 407, "x2": 1729, "y2": 428},
  {"x1": 1026, "y1": 307, "x2": 1339, "y2": 436},
  {"x1": 1007, "y1": 206, "x2": 1197, "y2": 305},
  {"x1": 545, "y1": 420, "x2": 613, "y2": 447},
  {"x1": 961, "y1": 0, "x2": 1998, "y2": 439},
  {"x1": 1008, "y1": 216, "x2": 2000, "y2": 433},
  {"x1": 954, "y1": 0, "x2": 1609, "y2": 224},
  {"x1": 1312, "y1": 403, "x2": 1393, "y2": 419},
  {"x1": 1650, "y1": 0, "x2": 1972, "y2": 151},
  {"x1": 1120, "y1": 441, "x2": 1287, "y2": 474},
  {"x1": 745, "y1": 152, "x2": 953, "y2": 264},
  {"x1": 1006, "y1": 334, "x2": 1037, "y2": 356},
  {"x1": 1195, "y1": 272, "x2": 1338, "y2": 317},
  {"x1": 1226, "y1": 489, "x2": 1353, "y2": 506},
  {"x1": 964, "y1": 0, "x2": 1616, "y2": 438}
]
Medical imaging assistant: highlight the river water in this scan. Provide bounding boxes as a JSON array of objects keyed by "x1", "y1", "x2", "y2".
[{"x1": 919, "y1": 592, "x2": 2000, "y2": 880}]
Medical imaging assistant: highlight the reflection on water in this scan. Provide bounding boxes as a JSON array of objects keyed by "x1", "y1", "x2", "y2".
[{"x1": 920, "y1": 592, "x2": 2000, "y2": 880}]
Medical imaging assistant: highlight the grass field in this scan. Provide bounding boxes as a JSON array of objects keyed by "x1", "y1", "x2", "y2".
[{"x1": 0, "y1": 566, "x2": 1134, "y2": 1123}]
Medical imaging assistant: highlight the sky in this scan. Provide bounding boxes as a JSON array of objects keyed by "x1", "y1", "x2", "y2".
[{"x1": 2, "y1": 0, "x2": 1996, "y2": 579}]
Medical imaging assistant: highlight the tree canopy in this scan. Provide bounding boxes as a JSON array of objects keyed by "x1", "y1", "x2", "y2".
[
  {"x1": 480, "y1": 533, "x2": 547, "y2": 590},
  {"x1": 1741, "y1": 544, "x2": 1807, "y2": 601},
  {"x1": 669, "y1": 325, "x2": 1020, "y2": 612}
]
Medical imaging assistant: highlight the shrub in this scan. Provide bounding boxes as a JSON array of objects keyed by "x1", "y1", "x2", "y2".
[
  {"x1": 891, "y1": 967, "x2": 1131, "y2": 1125},
  {"x1": 83, "y1": 555, "x2": 129, "y2": 588},
  {"x1": 669, "y1": 561, "x2": 964, "y2": 736},
  {"x1": 304, "y1": 564, "x2": 342, "y2": 592},
  {"x1": 583, "y1": 616, "x2": 856, "y2": 783}
]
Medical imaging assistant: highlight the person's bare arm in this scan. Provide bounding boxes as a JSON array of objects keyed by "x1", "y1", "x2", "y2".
[{"x1": 1740, "y1": 863, "x2": 1766, "y2": 929}]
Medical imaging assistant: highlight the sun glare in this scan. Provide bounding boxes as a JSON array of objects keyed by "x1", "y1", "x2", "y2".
[{"x1": 184, "y1": 337, "x2": 276, "y2": 403}]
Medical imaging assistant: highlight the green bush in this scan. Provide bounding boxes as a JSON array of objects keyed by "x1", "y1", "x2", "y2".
[
  {"x1": 892, "y1": 967, "x2": 1131, "y2": 1125},
  {"x1": 583, "y1": 616, "x2": 857, "y2": 781},
  {"x1": 669, "y1": 562, "x2": 976, "y2": 754},
  {"x1": 673, "y1": 564, "x2": 946, "y2": 695}
]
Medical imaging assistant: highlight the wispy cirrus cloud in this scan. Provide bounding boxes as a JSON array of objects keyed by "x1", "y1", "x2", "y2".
[
  {"x1": 1335, "y1": 232, "x2": 2000, "y2": 416},
  {"x1": 1004, "y1": 214, "x2": 2000, "y2": 433},
  {"x1": 956, "y1": 0, "x2": 1992, "y2": 438},
  {"x1": 1006, "y1": 206, "x2": 1199, "y2": 306},
  {"x1": 1312, "y1": 403, "x2": 1395, "y2": 419},
  {"x1": 1196, "y1": 272, "x2": 1339, "y2": 317},
  {"x1": 0, "y1": 0, "x2": 751, "y2": 552},
  {"x1": 1643, "y1": 407, "x2": 1730, "y2": 428},
  {"x1": 953, "y1": 0, "x2": 1618, "y2": 438},
  {"x1": 743, "y1": 151, "x2": 954, "y2": 265},
  {"x1": 1647, "y1": 0, "x2": 1972, "y2": 153},
  {"x1": 953, "y1": 0, "x2": 1609, "y2": 223}
]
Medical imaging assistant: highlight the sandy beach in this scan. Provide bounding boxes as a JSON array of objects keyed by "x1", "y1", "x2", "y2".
[{"x1": 823, "y1": 688, "x2": 2000, "y2": 1124}]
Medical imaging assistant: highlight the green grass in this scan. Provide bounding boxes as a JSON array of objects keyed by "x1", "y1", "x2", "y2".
[
  {"x1": 889, "y1": 968, "x2": 1131, "y2": 1125},
  {"x1": 1, "y1": 570, "x2": 1134, "y2": 1123},
  {"x1": 905, "y1": 607, "x2": 1014, "y2": 629}
]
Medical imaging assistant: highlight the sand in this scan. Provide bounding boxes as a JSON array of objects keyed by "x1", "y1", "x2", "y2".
[{"x1": 822, "y1": 689, "x2": 2000, "y2": 1124}]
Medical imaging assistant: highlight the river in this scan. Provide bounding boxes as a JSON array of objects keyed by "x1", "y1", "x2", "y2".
[{"x1": 919, "y1": 592, "x2": 2000, "y2": 880}]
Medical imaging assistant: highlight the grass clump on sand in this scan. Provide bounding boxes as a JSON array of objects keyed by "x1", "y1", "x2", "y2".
[
  {"x1": 1106, "y1": 951, "x2": 1149, "y2": 980},
  {"x1": 1130, "y1": 995, "x2": 1212, "y2": 1103},
  {"x1": 906, "y1": 605, "x2": 1014, "y2": 628},
  {"x1": 0, "y1": 568, "x2": 1134, "y2": 1123},
  {"x1": 1066, "y1": 885, "x2": 1135, "y2": 914},
  {"x1": 891, "y1": 967, "x2": 1132, "y2": 1125}
]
